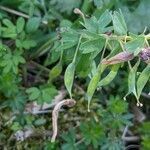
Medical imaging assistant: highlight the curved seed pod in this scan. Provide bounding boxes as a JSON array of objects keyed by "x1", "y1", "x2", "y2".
[
  {"x1": 102, "y1": 51, "x2": 134, "y2": 65},
  {"x1": 98, "y1": 64, "x2": 120, "y2": 87},
  {"x1": 124, "y1": 61, "x2": 142, "y2": 106},
  {"x1": 87, "y1": 64, "x2": 106, "y2": 111},
  {"x1": 137, "y1": 64, "x2": 150, "y2": 100},
  {"x1": 64, "y1": 62, "x2": 75, "y2": 98}
]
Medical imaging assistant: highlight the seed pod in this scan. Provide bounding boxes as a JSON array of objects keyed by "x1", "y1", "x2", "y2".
[
  {"x1": 64, "y1": 62, "x2": 75, "y2": 98},
  {"x1": 98, "y1": 64, "x2": 120, "y2": 87},
  {"x1": 87, "y1": 64, "x2": 106, "y2": 111},
  {"x1": 102, "y1": 51, "x2": 134, "y2": 65},
  {"x1": 124, "y1": 60, "x2": 140, "y2": 101},
  {"x1": 49, "y1": 62, "x2": 62, "y2": 82},
  {"x1": 137, "y1": 64, "x2": 150, "y2": 99}
]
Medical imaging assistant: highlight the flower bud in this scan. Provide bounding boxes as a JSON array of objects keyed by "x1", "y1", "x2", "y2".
[{"x1": 139, "y1": 47, "x2": 150, "y2": 63}]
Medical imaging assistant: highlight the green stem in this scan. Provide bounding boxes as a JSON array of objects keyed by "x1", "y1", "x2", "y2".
[
  {"x1": 30, "y1": 37, "x2": 57, "y2": 59},
  {"x1": 75, "y1": 138, "x2": 85, "y2": 146},
  {"x1": 102, "y1": 34, "x2": 150, "y2": 42},
  {"x1": 72, "y1": 35, "x2": 82, "y2": 63},
  {"x1": 100, "y1": 38, "x2": 108, "y2": 62}
]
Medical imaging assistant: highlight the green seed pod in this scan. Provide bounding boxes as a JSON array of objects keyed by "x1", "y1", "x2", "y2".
[
  {"x1": 137, "y1": 64, "x2": 150, "y2": 99},
  {"x1": 87, "y1": 64, "x2": 106, "y2": 111},
  {"x1": 49, "y1": 62, "x2": 62, "y2": 82},
  {"x1": 64, "y1": 62, "x2": 75, "y2": 98},
  {"x1": 98, "y1": 64, "x2": 120, "y2": 87},
  {"x1": 124, "y1": 60, "x2": 140, "y2": 101}
]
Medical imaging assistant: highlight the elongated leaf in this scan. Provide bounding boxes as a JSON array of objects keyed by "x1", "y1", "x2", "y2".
[
  {"x1": 49, "y1": 62, "x2": 62, "y2": 81},
  {"x1": 64, "y1": 62, "x2": 75, "y2": 98},
  {"x1": 98, "y1": 10, "x2": 112, "y2": 32},
  {"x1": 137, "y1": 64, "x2": 150, "y2": 99},
  {"x1": 83, "y1": 16, "x2": 98, "y2": 33},
  {"x1": 76, "y1": 53, "x2": 92, "y2": 77},
  {"x1": 3, "y1": 19, "x2": 14, "y2": 28},
  {"x1": 87, "y1": 64, "x2": 106, "y2": 110},
  {"x1": 98, "y1": 64, "x2": 120, "y2": 87},
  {"x1": 124, "y1": 61, "x2": 140, "y2": 100},
  {"x1": 26, "y1": 17, "x2": 41, "y2": 33},
  {"x1": 16, "y1": 17, "x2": 25, "y2": 33},
  {"x1": 112, "y1": 11, "x2": 127, "y2": 35}
]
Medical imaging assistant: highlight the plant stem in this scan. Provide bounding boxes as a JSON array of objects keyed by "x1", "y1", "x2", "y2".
[
  {"x1": 73, "y1": 35, "x2": 82, "y2": 63},
  {"x1": 0, "y1": 5, "x2": 48, "y2": 24},
  {"x1": 100, "y1": 38, "x2": 108, "y2": 61},
  {"x1": 0, "y1": 5, "x2": 29, "y2": 18},
  {"x1": 30, "y1": 61, "x2": 50, "y2": 73},
  {"x1": 75, "y1": 138, "x2": 85, "y2": 146}
]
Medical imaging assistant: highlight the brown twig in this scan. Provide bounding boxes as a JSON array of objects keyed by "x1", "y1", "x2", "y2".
[
  {"x1": 125, "y1": 145, "x2": 140, "y2": 150},
  {"x1": 51, "y1": 99, "x2": 76, "y2": 142},
  {"x1": 122, "y1": 126, "x2": 140, "y2": 142}
]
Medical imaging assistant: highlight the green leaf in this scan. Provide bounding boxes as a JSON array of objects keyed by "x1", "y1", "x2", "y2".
[
  {"x1": 61, "y1": 129, "x2": 77, "y2": 150},
  {"x1": 80, "y1": 37, "x2": 105, "y2": 54},
  {"x1": 11, "y1": 122, "x2": 22, "y2": 131},
  {"x1": 41, "y1": 86, "x2": 57, "y2": 103},
  {"x1": 64, "y1": 62, "x2": 75, "y2": 98},
  {"x1": 62, "y1": 29, "x2": 79, "y2": 43},
  {"x1": 76, "y1": 53, "x2": 92, "y2": 77},
  {"x1": 98, "y1": 64, "x2": 120, "y2": 87},
  {"x1": 26, "y1": 87, "x2": 41, "y2": 100},
  {"x1": 49, "y1": 62, "x2": 62, "y2": 81},
  {"x1": 125, "y1": 36, "x2": 145, "y2": 55},
  {"x1": 2, "y1": 19, "x2": 15, "y2": 28},
  {"x1": 26, "y1": 17, "x2": 41, "y2": 33},
  {"x1": 83, "y1": 16, "x2": 99, "y2": 33},
  {"x1": 124, "y1": 61, "x2": 140, "y2": 100},
  {"x1": 13, "y1": 52, "x2": 26, "y2": 65},
  {"x1": 16, "y1": 17, "x2": 25, "y2": 33},
  {"x1": 137, "y1": 64, "x2": 150, "y2": 99},
  {"x1": 1, "y1": 52, "x2": 25, "y2": 74},
  {"x1": 80, "y1": 120, "x2": 105, "y2": 148},
  {"x1": 60, "y1": 28, "x2": 79, "y2": 50},
  {"x1": 87, "y1": 64, "x2": 106, "y2": 110},
  {"x1": 112, "y1": 11, "x2": 127, "y2": 35},
  {"x1": 98, "y1": 10, "x2": 112, "y2": 32},
  {"x1": 108, "y1": 96, "x2": 128, "y2": 114},
  {"x1": 2, "y1": 19, "x2": 17, "y2": 38},
  {"x1": 22, "y1": 39, "x2": 37, "y2": 49}
]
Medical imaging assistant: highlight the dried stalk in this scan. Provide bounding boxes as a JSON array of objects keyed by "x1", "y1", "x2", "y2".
[
  {"x1": 122, "y1": 126, "x2": 140, "y2": 142},
  {"x1": 0, "y1": 5, "x2": 29, "y2": 18},
  {"x1": 51, "y1": 99, "x2": 76, "y2": 142},
  {"x1": 0, "y1": 5, "x2": 48, "y2": 24}
]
